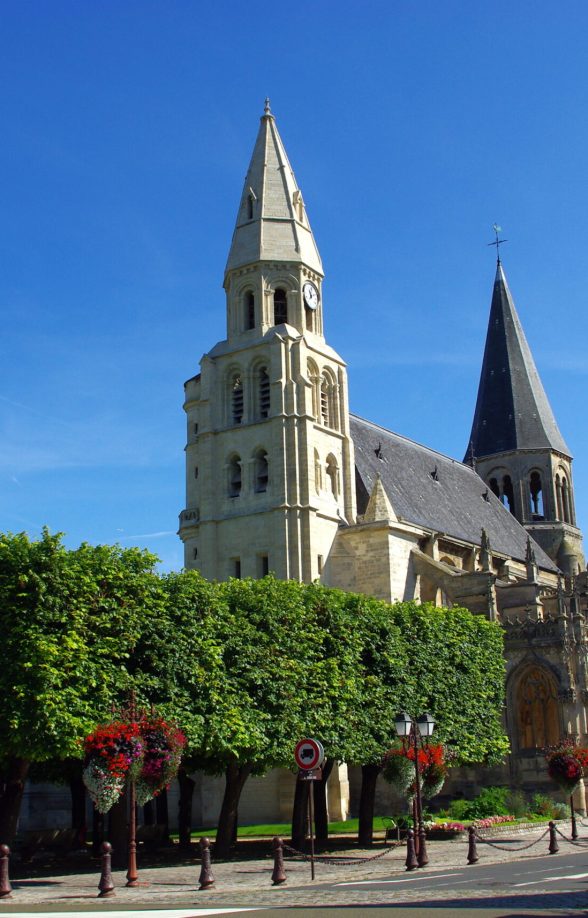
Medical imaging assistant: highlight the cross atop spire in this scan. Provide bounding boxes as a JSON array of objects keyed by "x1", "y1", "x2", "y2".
[
  {"x1": 487, "y1": 223, "x2": 508, "y2": 265},
  {"x1": 263, "y1": 97, "x2": 272, "y2": 117}
]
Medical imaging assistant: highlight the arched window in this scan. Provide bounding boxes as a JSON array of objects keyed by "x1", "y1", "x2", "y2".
[
  {"x1": 562, "y1": 476, "x2": 571, "y2": 524},
  {"x1": 320, "y1": 372, "x2": 339, "y2": 430},
  {"x1": 326, "y1": 454, "x2": 339, "y2": 499},
  {"x1": 320, "y1": 376, "x2": 330, "y2": 426},
  {"x1": 245, "y1": 292, "x2": 255, "y2": 330},
  {"x1": 516, "y1": 666, "x2": 560, "y2": 751},
  {"x1": 529, "y1": 471, "x2": 544, "y2": 519},
  {"x1": 314, "y1": 448, "x2": 322, "y2": 493},
  {"x1": 307, "y1": 360, "x2": 320, "y2": 419},
  {"x1": 231, "y1": 373, "x2": 244, "y2": 425},
  {"x1": 556, "y1": 474, "x2": 563, "y2": 520},
  {"x1": 489, "y1": 477, "x2": 500, "y2": 498},
  {"x1": 258, "y1": 367, "x2": 270, "y2": 418},
  {"x1": 228, "y1": 455, "x2": 242, "y2": 497},
  {"x1": 274, "y1": 288, "x2": 288, "y2": 325},
  {"x1": 502, "y1": 475, "x2": 515, "y2": 515},
  {"x1": 247, "y1": 194, "x2": 254, "y2": 220},
  {"x1": 254, "y1": 449, "x2": 269, "y2": 493}
]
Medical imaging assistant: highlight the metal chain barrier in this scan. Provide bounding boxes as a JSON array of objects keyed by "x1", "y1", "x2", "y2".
[
  {"x1": 472, "y1": 826, "x2": 550, "y2": 852},
  {"x1": 554, "y1": 826, "x2": 588, "y2": 847},
  {"x1": 283, "y1": 840, "x2": 402, "y2": 867}
]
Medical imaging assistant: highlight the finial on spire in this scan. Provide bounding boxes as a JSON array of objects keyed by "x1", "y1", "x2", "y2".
[
  {"x1": 466, "y1": 439, "x2": 476, "y2": 469},
  {"x1": 487, "y1": 223, "x2": 508, "y2": 264},
  {"x1": 264, "y1": 97, "x2": 272, "y2": 116}
]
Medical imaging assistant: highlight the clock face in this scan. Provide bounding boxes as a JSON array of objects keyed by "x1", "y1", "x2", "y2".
[{"x1": 303, "y1": 282, "x2": 319, "y2": 310}]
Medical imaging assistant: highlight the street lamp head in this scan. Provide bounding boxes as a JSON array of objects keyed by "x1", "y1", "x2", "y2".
[
  {"x1": 395, "y1": 711, "x2": 412, "y2": 737},
  {"x1": 416, "y1": 712, "x2": 435, "y2": 737}
]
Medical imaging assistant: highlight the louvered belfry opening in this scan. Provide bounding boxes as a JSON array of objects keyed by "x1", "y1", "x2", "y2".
[{"x1": 259, "y1": 368, "x2": 270, "y2": 418}]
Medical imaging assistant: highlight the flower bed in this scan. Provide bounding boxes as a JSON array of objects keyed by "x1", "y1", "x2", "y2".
[{"x1": 473, "y1": 814, "x2": 515, "y2": 829}]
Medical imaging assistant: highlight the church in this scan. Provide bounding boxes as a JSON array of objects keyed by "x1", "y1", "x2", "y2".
[{"x1": 178, "y1": 101, "x2": 588, "y2": 822}]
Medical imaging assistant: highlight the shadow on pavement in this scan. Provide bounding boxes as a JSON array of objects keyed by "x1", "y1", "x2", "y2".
[{"x1": 393, "y1": 888, "x2": 588, "y2": 911}]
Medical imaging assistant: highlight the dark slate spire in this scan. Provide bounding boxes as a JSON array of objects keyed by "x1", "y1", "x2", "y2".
[{"x1": 466, "y1": 262, "x2": 570, "y2": 460}]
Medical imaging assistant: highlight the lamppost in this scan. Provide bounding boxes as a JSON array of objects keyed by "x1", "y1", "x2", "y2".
[{"x1": 395, "y1": 711, "x2": 435, "y2": 869}]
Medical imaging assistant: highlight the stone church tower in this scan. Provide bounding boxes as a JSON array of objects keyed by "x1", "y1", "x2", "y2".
[
  {"x1": 177, "y1": 104, "x2": 588, "y2": 820},
  {"x1": 179, "y1": 101, "x2": 356, "y2": 581},
  {"x1": 466, "y1": 259, "x2": 584, "y2": 576}
]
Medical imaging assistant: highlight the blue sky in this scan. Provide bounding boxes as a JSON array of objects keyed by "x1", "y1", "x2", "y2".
[{"x1": 1, "y1": 1, "x2": 587, "y2": 571}]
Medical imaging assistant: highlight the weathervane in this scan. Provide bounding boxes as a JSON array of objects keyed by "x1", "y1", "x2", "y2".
[{"x1": 488, "y1": 223, "x2": 507, "y2": 264}]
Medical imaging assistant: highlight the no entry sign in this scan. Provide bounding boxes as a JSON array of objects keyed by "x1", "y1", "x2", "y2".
[{"x1": 294, "y1": 738, "x2": 325, "y2": 770}]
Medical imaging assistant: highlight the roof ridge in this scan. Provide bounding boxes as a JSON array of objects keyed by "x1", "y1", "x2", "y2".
[{"x1": 350, "y1": 412, "x2": 478, "y2": 472}]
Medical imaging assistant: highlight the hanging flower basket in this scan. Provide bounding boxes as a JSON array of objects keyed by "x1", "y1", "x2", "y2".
[
  {"x1": 382, "y1": 747, "x2": 414, "y2": 795},
  {"x1": 382, "y1": 742, "x2": 448, "y2": 801},
  {"x1": 83, "y1": 721, "x2": 143, "y2": 813},
  {"x1": 544, "y1": 740, "x2": 588, "y2": 794},
  {"x1": 135, "y1": 718, "x2": 187, "y2": 806},
  {"x1": 83, "y1": 715, "x2": 186, "y2": 813}
]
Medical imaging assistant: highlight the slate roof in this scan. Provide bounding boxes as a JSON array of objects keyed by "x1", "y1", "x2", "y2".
[
  {"x1": 350, "y1": 414, "x2": 557, "y2": 571},
  {"x1": 466, "y1": 262, "x2": 570, "y2": 460}
]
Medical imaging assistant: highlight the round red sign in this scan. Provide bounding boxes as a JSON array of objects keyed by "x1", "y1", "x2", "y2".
[{"x1": 294, "y1": 738, "x2": 325, "y2": 770}]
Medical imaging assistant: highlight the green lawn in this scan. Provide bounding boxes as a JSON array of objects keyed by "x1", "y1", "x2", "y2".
[{"x1": 184, "y1": 816, "x2": 391, "y2": 840}]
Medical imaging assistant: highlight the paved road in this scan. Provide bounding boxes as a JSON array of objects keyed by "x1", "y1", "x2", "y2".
[{"x1": 2, "y1": 828, "x2": 588, "y2": 915}]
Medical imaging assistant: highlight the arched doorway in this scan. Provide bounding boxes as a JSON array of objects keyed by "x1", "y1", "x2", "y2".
[{"x1": 516, "y1": 665, "x2": 560, "y2": 751}]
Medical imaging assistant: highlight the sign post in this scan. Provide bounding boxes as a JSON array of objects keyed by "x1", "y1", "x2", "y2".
[{"x1": 294, "y1": 739, "x2": 325, "y2": 880}]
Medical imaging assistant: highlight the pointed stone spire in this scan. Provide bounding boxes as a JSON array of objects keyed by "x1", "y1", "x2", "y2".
[
  {"x1": 363, "y1": 474, "x2": 398, "y2": 523},
  {"x1": 480, "y1": 528, "x2": 492, "y2": 571},
  {"x1": 525, "y1": 536, "x2": 538, "y2": 581},
  {"x1": 465, "y1": 262, "x2": 570, "y2": 460},
  {"x1": 224, "y1": 101, "x2": 323, "y2": 279}
]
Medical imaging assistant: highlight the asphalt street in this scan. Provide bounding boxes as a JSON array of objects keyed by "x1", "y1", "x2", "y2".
[{"x1": 3, "y1": 835, "x2": 588, "y2": 916}]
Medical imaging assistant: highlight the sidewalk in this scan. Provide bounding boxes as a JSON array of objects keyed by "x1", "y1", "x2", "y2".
[{"x1": 0, "y1": 823, "x2": 582, "y2": 911}]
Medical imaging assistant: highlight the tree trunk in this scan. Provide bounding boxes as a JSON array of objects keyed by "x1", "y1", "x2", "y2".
[
  {"x1": 156, "y1": 788, "x2": 170, "y2": 843},
  {"x1": 215, "y1": 762, "x2": 251, "y2": 859},
  {"x1": 358, "y1": 763, "x2": 381, "y2": 847},
  {"x1": 0, "y1": 757, "x2": 30, "y2": 844},
  {"x1": 69, "y1": 766, "x2": 87, "y2": 847},
  {"x1": 108, "y1": 792, "x2": 128, "y2": 868},
  {"x1": 291, "y1": 775, "x2": 309, "y2": 850},
  {"x1": 143, "y1": 800, "x2": 155, "y2": 826},
  {"x1": 177, "y1": 768, "x2": 195, "y2": 850},
  {"x1": 314, "y1": 758, "x2": 334, "y2": 845},
  {"x1": 91, "y1": 805, "x2": 104, "y2": 858}
]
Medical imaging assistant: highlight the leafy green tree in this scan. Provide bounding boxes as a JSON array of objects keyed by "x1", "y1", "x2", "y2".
[
  {"x1": 130, "y1": 569, "x2": 227, "y2": 847},
  {"x1": 205, "y1": 576, "x2": 331, "y2": 857},
  {"x1": 350, "y1": 600, "x2": 509, "y2": 844},
  {"x1": 0, "y1": 529, "x2": 162, "y2": 842}
]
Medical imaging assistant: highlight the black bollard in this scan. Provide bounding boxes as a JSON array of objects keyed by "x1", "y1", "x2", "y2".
[
  {"x1": 271, "y1": 836, "x2": 287, "y2": 885},
  {"x1": 198, "y1": 837, "x2": 215, "y2": 890},
  {"x1": 467, "y1": 826, "x2": 479, "y2": 865},
  {"x1": 570, "y1": 795, "x2": 579, "y2": 840},
  {"x1": 98, "y1": 841, "x2": 115, "y2": 898},
  {"x1": 405, "y1": 828, "x2": 418, "y2": 871},
  {"x1": 417, "y1": 825, "x2": 428, "y2": 868},
  {"x1": 548, "y1": 821, "x2": 559, "y2": 855},
  {"x1": 0, "y1": 845, "x2": 12, "y2": 899}
]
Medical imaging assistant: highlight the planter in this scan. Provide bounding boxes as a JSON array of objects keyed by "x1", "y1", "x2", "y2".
[{"x1": 426, "y1": 828, "x2": 466, "y2": 840}]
